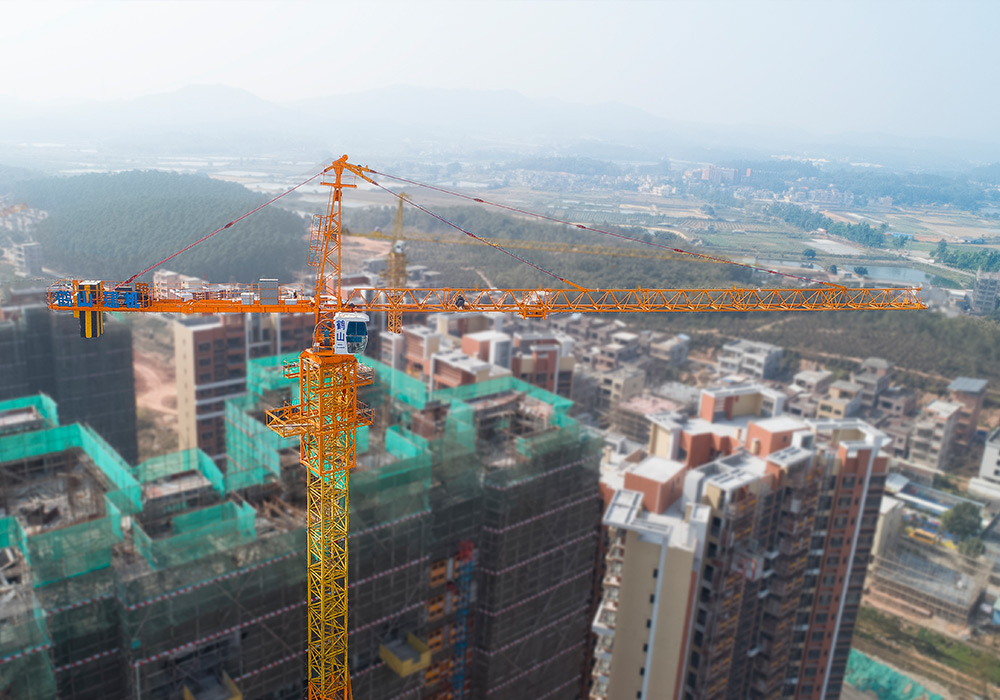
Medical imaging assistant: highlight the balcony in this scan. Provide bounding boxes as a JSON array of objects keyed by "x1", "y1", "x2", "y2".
[
  {"x1": 592, "y1": 657, "x2": 612, "y2": 679},
  {"x1": 594, "y1": 634, "x2": 614, "y2": 660}
]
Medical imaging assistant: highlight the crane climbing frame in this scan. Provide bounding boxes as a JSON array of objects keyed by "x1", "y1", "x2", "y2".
[{"x1": 46, "y1": 155, "x2": 925, "y2": 700}]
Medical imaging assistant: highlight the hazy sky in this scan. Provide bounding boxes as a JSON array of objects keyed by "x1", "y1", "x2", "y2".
[{"x1": 4, "y1": 0, "x2": 998, "y2": 141}]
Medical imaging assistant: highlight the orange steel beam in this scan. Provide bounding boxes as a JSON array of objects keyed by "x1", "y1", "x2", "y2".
[{"x1": 46, "y1": 282, "x2": 924, "y2": 317}]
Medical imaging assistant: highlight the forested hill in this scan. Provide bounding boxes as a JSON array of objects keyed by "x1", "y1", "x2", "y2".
[{"x1": 10, "y1": 170, "x2": 308, "y2": 282}]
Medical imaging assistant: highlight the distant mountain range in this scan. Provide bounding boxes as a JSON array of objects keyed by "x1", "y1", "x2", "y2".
[{"x1": 2, "y1": 84, "x2": 998, "y2": 171}]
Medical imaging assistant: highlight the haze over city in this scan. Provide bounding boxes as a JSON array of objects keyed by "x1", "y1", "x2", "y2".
[{"x1": 3, "y1": 0, "x2": 999, "y2": 144}]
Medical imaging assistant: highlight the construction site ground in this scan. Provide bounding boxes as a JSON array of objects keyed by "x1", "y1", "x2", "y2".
[
  {"x1": 855, "y1": 601, "x2": 1000, "y2": 699},
  {"x1": 132, "y1": 315, "x2": 178, "y2": 462}
]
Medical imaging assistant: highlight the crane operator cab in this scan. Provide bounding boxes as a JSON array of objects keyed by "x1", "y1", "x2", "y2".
[{"x1": 325, "y1": 311, "x2": 369, "y2": 354}]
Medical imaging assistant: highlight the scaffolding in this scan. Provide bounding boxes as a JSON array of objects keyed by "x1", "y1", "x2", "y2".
[
  {"x1": 1, "y1": 351, "x2": 602, "y2": 700},
  {"x1": 871, "y1": 541, "x2": 987, "y2": 623}
]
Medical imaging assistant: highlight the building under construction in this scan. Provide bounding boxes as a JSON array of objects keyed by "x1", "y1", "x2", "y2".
[
  {"x1": 0, "y1": 297, "x2": 137, "y2": 463},
  {"x1": 0, "y1": 353, "x2": 601, "y2": 700}
]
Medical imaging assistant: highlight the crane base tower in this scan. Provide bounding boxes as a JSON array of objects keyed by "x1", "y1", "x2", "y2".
[{"x1": 267, "y1": 349, "x2": 373, "y2": 700}]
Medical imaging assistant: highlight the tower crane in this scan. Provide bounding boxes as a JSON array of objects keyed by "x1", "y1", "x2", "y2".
[
  {"x1": 46, "y1": 155, "x2": 925, "y2": 700},
  {"x1": 383, "y1": 193, "x2": 409, "y2": 288}
]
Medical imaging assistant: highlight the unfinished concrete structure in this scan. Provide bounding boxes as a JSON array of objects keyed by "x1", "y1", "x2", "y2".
[{"x1": 1, "y1": 350, "x2": 601, "y2": 700}]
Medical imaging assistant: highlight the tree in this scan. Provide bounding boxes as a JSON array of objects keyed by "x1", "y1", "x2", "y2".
[
  {"x1": 828, "y1": 264, "x2": 838, "y2": 274},
  {"x1": 959, "y1": 537, "x2": 986, "y2": 558},
  {"x1": 803, "y1": 248, "x2": 817, "y2": 259},
  {"x1": 853, "y1": 266, "x2": 869, "y2": 276},
  {"x1": 941, "y1": 502, "x2": 982, "y2": 540},
  {"x1": 935, "y1": 239, "x2": 949, "y2": 260}
]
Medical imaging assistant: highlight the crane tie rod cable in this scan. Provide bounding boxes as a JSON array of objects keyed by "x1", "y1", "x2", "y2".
[
  {"x1": 123, "y1": 167, "x2": 328, "y2": 284},
  {"x1": 368, "y1": 169, "x2": 842, "y2": 289},
  {"x1": 365, "y1": 178, "x2": 587, "y2": 291}
]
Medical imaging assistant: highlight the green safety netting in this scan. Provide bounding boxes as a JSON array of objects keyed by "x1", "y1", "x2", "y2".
[
  {"x1": 133, "y1": 501, "x2": 256, "y2": 570},
  {"x1": 28, "y1": 500, "x2": 123, "y2": 586},
  {"x1": 0, "y1": 597, "x2": 55, "y2": 700},
  {"x1": 0, "y1": 393, "x2": 59, "y2": 428},
  {"x1": 370, "y1": 358, "x2": 429, "y2": 409},
  {"x1": 845, "y1": 650, "x2": 943, "y2": 700},
  {"x1": 432, "y1": 374, "x2": 573, "y2": 414},
  {"x1": 0, "y1": 424, "x2": 141, "y2": 515},
  {"x1": 246, "y1": 351, "x2": 302, "y2": 401},
  {"x1": 0, "y1": 515, "x2": 30, "y2": 566},
  {"x1": 133, "y1": 448, "x2": 225, "y2": 496},
  {"x1": 225, "y1": 395, "x2": 293, "y2": 490},
  {"x1": 0, "y1": 498, "x2": 123, "y2": 588}
]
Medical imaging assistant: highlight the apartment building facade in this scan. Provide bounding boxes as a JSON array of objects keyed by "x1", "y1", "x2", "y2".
[
  {"x1": 718, "y1": 340, "x2": 783, "y2": 380},
  {"x1": 175, "y1": 315, "x2": 248, "y2": 465},
  {"x1": 592, "y1": 386, "x2": 888, "y2": 700},
  {"x1": 947, "y1": 377, "x2": 987, "y2": 447},
  {"x1": 905, "y1": 399, "x2": 961, "y2": 472}
]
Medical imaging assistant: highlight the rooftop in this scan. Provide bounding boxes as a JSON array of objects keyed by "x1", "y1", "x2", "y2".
[
  {"x1": 753, "y1": 416, "x2": 808, "y2": 433},
  {"x1": 628, "y1": 456, "x2": 686, "y2": 484},
  {"x1": 794, "y1": 369, "x2": 832, "y2": 383},
  {"x1": 830, "y1": 380, "x2": 863, "y2": 393},
  {"x1": 618, "y1": 394, "x2": 681, "y2": 417},
  {"x1": 924, "y1": 400, "x2": 962, "y2": 419},
  {"x1": 465, "y1": 330, "x2": 511, "y2": 343},
  {"x1": 948, "y1": 377, "x2": 988, "y2": 395},
  {"x1": 863, "y1": 357, "x2": 891, "y2": 370},
  {"x1": 722, "y1": 338, "x2": 781, "y2": 354}
]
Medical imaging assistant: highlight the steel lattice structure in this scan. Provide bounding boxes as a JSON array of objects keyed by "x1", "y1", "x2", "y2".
[{"x1": 46, "y1": 155, "x2": 926, "y2": 699}]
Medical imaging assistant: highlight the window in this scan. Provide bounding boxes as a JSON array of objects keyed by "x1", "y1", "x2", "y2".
[
  {"x1": 640, "y1": 667, "x2": 645, "y2": 676},
  {"x1": 198, "y1": 342, "x2": 211, "y2": 351},
  {"x1": 805, "y1": 667, "x2": 817, "y2": 677},
  {"x1": 198, "y1": 357, "x2": 211, "y2": 366},
  {"x1": 649, "y1": 594, "x2": 656, "y2": 604},
  {"x1": 643, "y1": 643, "x2": 648, "y2": 652},
  {"x1": 653, "y1": 568, "x2": 659, "y2": 579},
  {"x1": 814, "y1": 613, "x2": 828, "y2": 624},
  {"x1": 808, "y1": 649, "x2": 821, "y2": 660},
  {"x1": 811, "y1": 631, "x2": 824, "y2": 642},
  {"x1": 646, "y1": 619, "x2": 651, "y2": 629}
]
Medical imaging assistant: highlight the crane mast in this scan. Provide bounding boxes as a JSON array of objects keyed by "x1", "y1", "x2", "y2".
[
  {"x1": 385, "y1": 193, "x2": 409, "y2": 289},
  {"x1": 45, "y1": 155, "x2": 926, "y2": 700}
]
